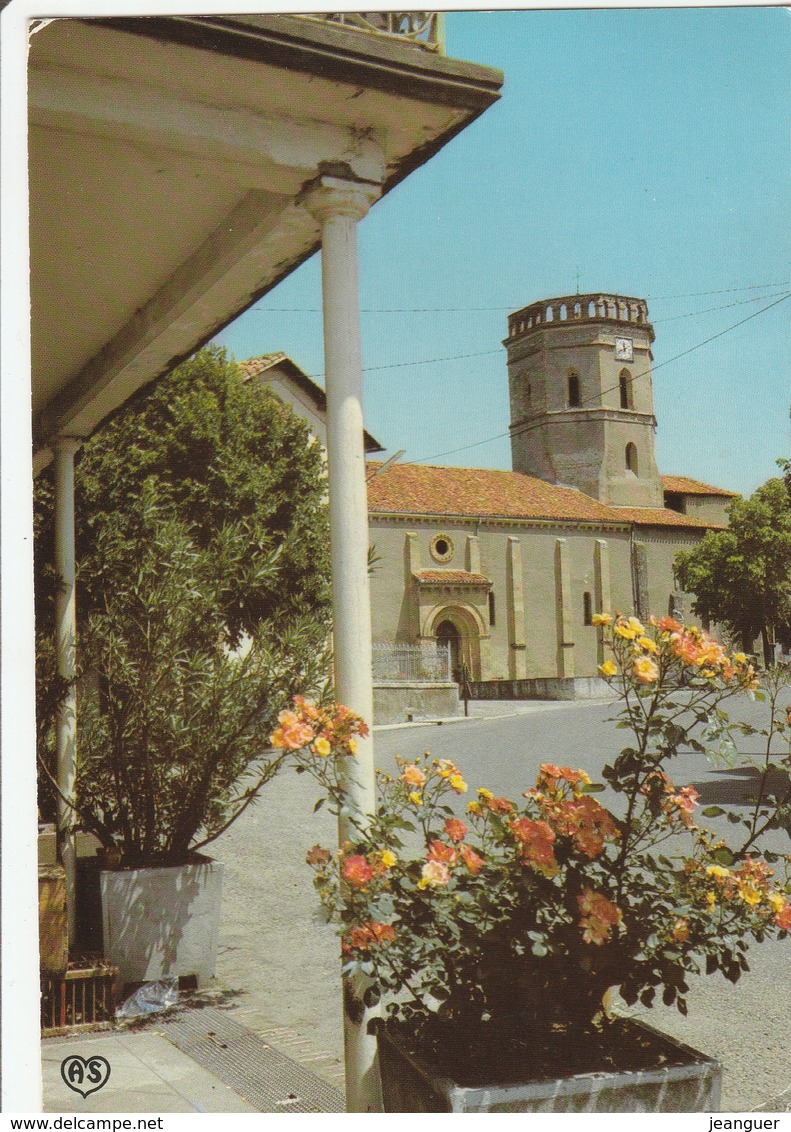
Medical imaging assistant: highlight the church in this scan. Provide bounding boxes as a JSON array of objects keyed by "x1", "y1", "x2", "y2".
[
  {"x1": 363, "y1": 292, "x2": 736, "y2": 703},
  {"x1": 240, "y1": 291, "x2": 736, "y2": 713}
]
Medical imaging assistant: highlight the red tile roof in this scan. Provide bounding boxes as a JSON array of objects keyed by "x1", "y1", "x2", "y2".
[
  {"x1": 367, "y1": 462, "x2": 725, "y2": 530},
  {"x1": 415, "y1": 570, "x2": 490, "y2": 585},
  {"x1": 608, "y1": 506, "x2": 722, "y2": 529},
  {"x1": 661, "y1": 475, "x2": 738, "y2": 497},
  {"x1": 367, "y1": 463, "x2": 621, "y2": 523}
]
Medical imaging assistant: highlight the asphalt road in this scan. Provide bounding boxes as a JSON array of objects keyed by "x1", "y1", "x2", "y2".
[{"x1": 214, "y1": 696, "x2": 791, "y2": 1112}]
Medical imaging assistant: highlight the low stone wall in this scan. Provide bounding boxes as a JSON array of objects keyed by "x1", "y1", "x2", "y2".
[
  {"x1": 468, "y1": 677, "x2": 611, "y2": 702},
  {"x1": 373, "y1": 682, "x2": 461, "y2": 725}
]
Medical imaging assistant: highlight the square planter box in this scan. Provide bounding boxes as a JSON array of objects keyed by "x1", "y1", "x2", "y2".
[
  {"x1": 100, "y1": 855, "x2": 223, "y2": 991},
  {"x1": 378, "y1": 1018, "x2": 722, "y2": 1113}
]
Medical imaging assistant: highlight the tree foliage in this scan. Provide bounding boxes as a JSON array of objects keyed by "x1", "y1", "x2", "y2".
[
  {"x1": 674, "y1": 478, "x2": 791, "y2": 665},
  {"x1": 35, "y1": 347, "x2": 332, "y2": 864}
]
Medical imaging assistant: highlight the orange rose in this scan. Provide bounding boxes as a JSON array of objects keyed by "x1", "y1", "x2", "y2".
[{"x1": 341, "y1": 855, "x2": 374, "y2": 889}]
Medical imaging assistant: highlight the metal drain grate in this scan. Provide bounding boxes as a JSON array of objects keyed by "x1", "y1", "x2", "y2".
[{"x1": 158, "y1": 1007, "x2": 344, "y2": 1113}]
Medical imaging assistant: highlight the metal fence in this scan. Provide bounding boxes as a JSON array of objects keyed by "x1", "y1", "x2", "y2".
[
  {"x1": 297, "y1": 13, "x2": 444, "y2": 53},
  {"x1": 372, "y1": 642, "x2": 451, "y2": 683}
]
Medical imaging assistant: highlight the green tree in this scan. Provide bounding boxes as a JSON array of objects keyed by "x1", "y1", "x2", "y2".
[
  {"x1": 35, "y1": 347, "x2": 332, "y2": 863},
  {"x1": 674, "y1": 478, "x2": 791, "y2": 666}
]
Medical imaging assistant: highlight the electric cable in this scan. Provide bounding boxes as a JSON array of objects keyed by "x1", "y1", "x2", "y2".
[{"x1": 411, "y1": 291, "x2": 791, "y2": 465}]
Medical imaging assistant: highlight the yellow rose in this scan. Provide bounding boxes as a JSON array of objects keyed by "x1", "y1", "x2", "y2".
[
  {"x1": 348, "y1": 738, "x2": 358, "y2": 755},
  {"x1": 705, "y1": 891, "x2": 717, "y2": 907},
  {"x1": 591, "y1": 613, "x2": 612, "y2": 626},
  {"x1": 614, "y1": 625, "x2": 637, "y2": 640},
  {"x1": 312, "y1": 736, "x2": 332, "y2": 757},
  {"x1": 467, "y1": 801, "x2": 483, "y2": 815},
  {"x1": 738, "y1": 883, "x2": 761, "y2": 907},
  {"x1": 633, "y1": 656, "x2": 659, "y2": 684},
  {"x1": 409, "y1": 791, "x2": 423, "y2": 806},
  {"x1": 449, "y1": 774, "x2": 468, "y2": 793},
  {"x1": 478, "y1": 788, "x2": 494, "y2": 801},
  {"x1": 637, "y1": 636, "x2": 658, "y2": 653},
  {"x1": 706, "y1": 865, "x2": 730, "y2": 879},
  {"x1": 379, "y1": 849, "x2": 397, "y2": 869},
  {"x1": 732, "y1": 653, "x2": 747, "y2": 664},
  {"x1": 599, "y1": 660, "x2": 618, "y2": 677},
  {"x1": 768, "y1": 892, "x2": 785, "y2": 914}
]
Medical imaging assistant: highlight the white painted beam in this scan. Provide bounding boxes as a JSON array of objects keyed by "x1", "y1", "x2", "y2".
[
  {"x1": 35, "y1": 189, "x2": 320, "y2": 463},
  {"x1": 30, "y1": 66, "x2": 387, "y2": 191}
]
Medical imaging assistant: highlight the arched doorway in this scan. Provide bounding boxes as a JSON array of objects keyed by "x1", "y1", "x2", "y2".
[
  {"x1": 435, "y1": 619, "x2": 462, "y2": 680},
  {"x1": 428, "y1": 605, "x2": 484, "y2": 682}
]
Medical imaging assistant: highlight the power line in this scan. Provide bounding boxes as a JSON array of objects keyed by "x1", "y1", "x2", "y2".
[
  {"x1": 647, "y1": 280, "x2": 791, "y2": 301},
  {"x1": 244, "y1": 280, "x2": 791, "y2": 316},
  {"x1": 302, "y1": 289, "x2": 789, "y2": 383},
  {"x1": 412, "y1": 291, "x2": 791, "y2": 465},
  {"x1": 653, "y1": 290, "x2": 791, "y2": 324},
  {"x1": 308, "y1": 346, "x2": 504, "y2": 382}
]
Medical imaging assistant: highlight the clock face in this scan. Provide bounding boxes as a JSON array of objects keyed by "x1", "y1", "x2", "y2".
[{"x1": 615, "y1": 336, "x2": 634, "y2": 362}]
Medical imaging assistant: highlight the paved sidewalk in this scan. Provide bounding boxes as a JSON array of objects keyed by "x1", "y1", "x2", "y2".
[
  {"x1": 42, "y1": 1003, "x2": 343, "y2": 1114},
  {"x1": 374, "y1": 696, "x2": 615, "y2": 731}
]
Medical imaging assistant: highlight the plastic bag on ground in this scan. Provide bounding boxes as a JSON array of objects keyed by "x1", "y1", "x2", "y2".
[{"x1": 116, "y1": 977, "x2": 179, "y2": 1019}]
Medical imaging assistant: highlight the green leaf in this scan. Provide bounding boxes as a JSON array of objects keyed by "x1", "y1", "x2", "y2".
[
  {"x1": 701, "y1": 806, "x2": 725, "y2": 818},
  {"x1": 713, "y1": 847, "x2": 734, "y2": 866}
]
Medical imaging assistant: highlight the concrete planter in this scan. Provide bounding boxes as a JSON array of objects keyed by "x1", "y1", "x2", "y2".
[
  {"x1": 378, "y1": 1019, "x2": 721, "y2": 1113},
  {"x1": 100, "y1": 855, "x2": 223, "y2": 991}
]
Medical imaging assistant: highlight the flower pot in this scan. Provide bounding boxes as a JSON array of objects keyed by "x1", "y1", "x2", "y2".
[
  {"x1": 100, "y1": 855, "x2": 223, "y2": 991},
  {"x1": 377, "y1": 1017, "x2": 722, "y2": 1113}
]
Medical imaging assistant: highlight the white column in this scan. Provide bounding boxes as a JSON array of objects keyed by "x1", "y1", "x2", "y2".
[
  {"x1": 304, "y1": 173, "x2": 382, "y2": 1113},
  {"x1": 53, "y1": 436, "x2": 80, "y2": 945}
]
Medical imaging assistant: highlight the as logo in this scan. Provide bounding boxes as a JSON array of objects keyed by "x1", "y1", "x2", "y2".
[{"x1": 60, "y1": 1055, "x2": 111, "y2": 1098}]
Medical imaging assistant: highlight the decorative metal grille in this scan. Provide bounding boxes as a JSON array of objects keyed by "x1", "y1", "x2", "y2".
[
  {"x1": 372, "y1": 642, "x2": 451, "y2": 683},
  {"x1": 299, "y1": 13, "x2": 443, "y2": 52},
  {"x1": 41, "y1": 966, "x2": 117, "y2": 1035}
]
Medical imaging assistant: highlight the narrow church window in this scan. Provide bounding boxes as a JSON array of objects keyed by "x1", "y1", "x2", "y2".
[
  {"x1": 583, "y1": 591, "x2": 593, "y2": 625},
  {"x1": 625, "y1": 442, "x2": 638, "y2": 475},
  {"x1": 488, "y1": 591, "x2": 496, "y2": 626},
  {"x1": 619, "y1": 370, "x2": 633, "y2": 410},
  {"x1": 568, "y1": 372, "x2": 581, "y2": 407}
]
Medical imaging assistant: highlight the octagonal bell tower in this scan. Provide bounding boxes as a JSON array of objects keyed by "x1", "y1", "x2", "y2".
[{"x1": 505, "y1": 293, "x2": 663, "y2": 508}]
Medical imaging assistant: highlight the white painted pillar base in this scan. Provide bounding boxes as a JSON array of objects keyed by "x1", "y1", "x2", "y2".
[
  {"x1": 53, "y1": 436, "x2": 80, "y2": 946},
  {"x1": 304, "y1": 173, "x2": 382, "y2": 1113}
]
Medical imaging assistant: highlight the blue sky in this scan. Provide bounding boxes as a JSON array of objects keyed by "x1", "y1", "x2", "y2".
[{"x1": 215, "y1": 6, "x2": 790, "y2": 497}]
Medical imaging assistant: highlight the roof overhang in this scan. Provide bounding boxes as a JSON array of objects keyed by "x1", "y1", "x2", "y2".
[{"x1": 28, "y1": 14, "x2": 502, "y2": 472}]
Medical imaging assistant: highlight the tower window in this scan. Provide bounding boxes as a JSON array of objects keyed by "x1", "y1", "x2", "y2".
[
  {"x1": 568, "y1": 372, "x2": 581, "y2": 407},
  {"x1": 619, "y1": 369, "x2": 633, "y2": 410},
  {"x1": 583, "y1": 591, "x2": 593, "y2": 625},
  {"x1": 488, "y1": 591, "x2": 496, "y2": 627},
  {"x1": 625, "y1": 443, "x2": 638, "y2": 476}
]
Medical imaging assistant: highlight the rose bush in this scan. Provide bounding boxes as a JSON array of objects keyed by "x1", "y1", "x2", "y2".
[{"x1": 272, "y1": 616, "x2": 790, "y2": 1047}]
